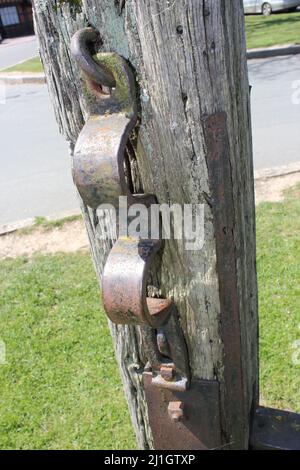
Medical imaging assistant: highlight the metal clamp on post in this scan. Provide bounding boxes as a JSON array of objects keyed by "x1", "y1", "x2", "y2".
[
  {"x1": 71, "y1": 26, "x2": 188, "y2": 374},
  {"x1": 71, "y1": 27, "x2": 155, "y2": 209},
  {"x1": 71, "y1": 28, "x2": 222, "y2": 450}
]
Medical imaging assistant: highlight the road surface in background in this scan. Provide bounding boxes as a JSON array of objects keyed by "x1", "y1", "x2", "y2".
[
  {"x1": 0, "y1": 84, "x2": 78, "y2": 225},
  {"x1": 0, "y1": 36, "x2": 38, "y2": 70},
  {"x1": 248, "y1": 54, "x2": 300, "y2": 169},
  {"x1": 0, "y1": 54, "x2": 300, "y2": 224}
]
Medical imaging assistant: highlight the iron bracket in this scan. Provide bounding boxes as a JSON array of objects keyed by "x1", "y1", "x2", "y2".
[
  {"x1": 250, "y1": 406, "x2": 300, "y2": 450},
  {"x1": 143, "y1": 373, "x2": 222, "y2": 450}
]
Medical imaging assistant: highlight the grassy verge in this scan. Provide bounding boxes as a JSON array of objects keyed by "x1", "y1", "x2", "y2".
[
  {"x1": 245, "y1": 12, "x2": 300, "y2": 49},
  {"x1": 1, "y1": 57, "x2": 43, "y2": 74},
  {"x1": 1, "y1": 13, "x2": 300, "y2": 77},
  {"x1": 17, "y1": 215, "x2": 82, "y2": 236},
  {"x1": 0, "y1": 253, "x2": 136, "y2": 450},
  {"x1": 256, "y1": 184, "x2": 300, "y2": 411},
  {"x1": 34, "y1": 215, "x2": 82, "y2": 230},
  {"x1": 0, "y1": 185, "x2": 299, "y2": 449}
]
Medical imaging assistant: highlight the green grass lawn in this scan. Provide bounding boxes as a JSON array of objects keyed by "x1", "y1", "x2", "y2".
[
  {"x1": 0, "y1": 253, "x2": 136, "y2": 450},
  {"x1": 0, "y1": 186, "x2": 299, "y2": 449},
  {"x1": 1, "y1": 56, "x2": 43, "y2": 74},
  {"x1": 256, "y1": 185, "x2": 300, "y2": 411},
  {"x1": 245, "y1": 12, "x2": 300, "y2": 49}
]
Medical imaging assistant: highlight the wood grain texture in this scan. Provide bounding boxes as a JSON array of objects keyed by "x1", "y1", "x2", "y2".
[{"x1": 33, "y1": 0, "x2": 258, "y2": 449}]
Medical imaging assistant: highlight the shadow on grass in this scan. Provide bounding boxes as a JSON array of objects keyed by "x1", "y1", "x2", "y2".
[
  {"x1": 247, "y1": 16, "x2": 300, "y2": 31},
  {"x1": 245, "y1": 13, "x2": 300, "y2": 47}
]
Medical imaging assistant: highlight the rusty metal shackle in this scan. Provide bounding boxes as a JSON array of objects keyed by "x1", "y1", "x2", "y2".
[
  {"x1": 71, "y1": 27, "x2": 155, "y2": 209},
  {"x1": 102, "y1": 238, "x2": 173, "y2": 327},
  {"x1": 71, "y1": 28, "x2": 171, "y2": 328}
]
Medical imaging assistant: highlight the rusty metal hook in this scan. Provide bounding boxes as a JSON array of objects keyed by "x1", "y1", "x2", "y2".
[
  {"x1": 71, "y1": 27, "x2": 155, "y2": 209},
  {"x1": 71, "y1": 27, "x2": 116, "y2": 89}
]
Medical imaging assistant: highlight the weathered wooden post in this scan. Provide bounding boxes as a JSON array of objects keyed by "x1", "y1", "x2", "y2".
[{"x1": 33, "y1": 0, "x2": 259, "y2": 449}]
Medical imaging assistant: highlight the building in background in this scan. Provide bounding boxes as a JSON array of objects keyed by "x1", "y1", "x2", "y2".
[{"x1": 0, "y1": 0, "x2": 34, "y2": 39}]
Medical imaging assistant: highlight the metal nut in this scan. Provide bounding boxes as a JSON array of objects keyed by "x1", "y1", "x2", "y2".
[
  {"x1": 168, "y1": 401, "x2": 184, "y2": 422},
  {"x1": 160, "y1": 365, "x2": 175, "y2": 382}
]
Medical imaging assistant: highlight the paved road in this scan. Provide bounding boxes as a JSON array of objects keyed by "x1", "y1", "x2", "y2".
[
  {"x1": 0, "y1": 55, "x2": 299, "y2": 225},
  {"x1": 248, "y1": 54, "x2": 300, "y2": 170},
  {"x1": 0, "y1": 36, "x2": 38, "y2": 71},
  {"x1": 0, "y1": 84, "x2": 78, "y2": 225}
]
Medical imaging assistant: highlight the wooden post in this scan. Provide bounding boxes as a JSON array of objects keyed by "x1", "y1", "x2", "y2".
[{"x1": 33, "y1": 0, "x2": 258, "y2": 449}]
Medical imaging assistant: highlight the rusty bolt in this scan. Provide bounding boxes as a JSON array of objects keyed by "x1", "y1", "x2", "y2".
[
  {"x1": 157, "y1": 330, "x2": 171, "y2": 358},
  {"x1": 168, "y1": 401, "x2": 184, "y2": 422},
  {"x1": 160, "y1": 365, "x2": 175, "y2": 382}
]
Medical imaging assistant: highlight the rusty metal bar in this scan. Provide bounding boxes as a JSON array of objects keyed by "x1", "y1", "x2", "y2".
[
  {"x1": 250, "y1": 407, "x2": 300, "y2": 450},
  {"x1": 203, "y1": 112, "x2": 248, "y2": 447}
]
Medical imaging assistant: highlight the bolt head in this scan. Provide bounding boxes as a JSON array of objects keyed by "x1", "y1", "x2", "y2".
[
  {"x1": 160, "y1": 365, "x2": 175, "y2": 382},
  {"x1": 168, "y1": 401, "x2": 184, "y2": 422}
]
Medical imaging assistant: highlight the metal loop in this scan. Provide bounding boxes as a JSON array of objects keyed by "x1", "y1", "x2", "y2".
[
  {"x1": 102, "y1": 238, "x2": 173, "y2": 328},
  {"x1": 71, "y1": 27, "x2": 116, "y2": 88}
]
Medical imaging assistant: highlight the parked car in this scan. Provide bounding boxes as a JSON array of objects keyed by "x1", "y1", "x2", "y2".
[{"x1": 244, "y1": 0, "x2": 300, "y2": 16}]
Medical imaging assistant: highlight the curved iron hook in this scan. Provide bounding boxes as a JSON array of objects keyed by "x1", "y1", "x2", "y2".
[{"x1": 71, "y1": 27, "x2": 116, "y2": 88}]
